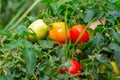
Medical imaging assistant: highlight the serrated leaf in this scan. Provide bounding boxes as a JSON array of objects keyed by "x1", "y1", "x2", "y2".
[
  {"x1": 23, "y1": 49, "x2": 37, "y2": 75},
  {"x1": 84, "y1": 9, "x2": 95, "y2": 22},
  {"x1": 89, "y1": 33, "x2": 105, "y2": 48},
  {"x1": 0, "y1": 40, "x2": 23, "y2": 51},
  {"x1": 33, "y1": 45, "x2": 42, "y2": 58},
  {"x1": 113, "y1": 49, "x2": 120, "y2": 68},
  {"x1": 96, "y1": 54, "x2": 110, "y2": 63},
  {"x1": 50, "y1": 2, "x2": 58, "y2": 15},
  {"x1": 108, "y1": 42, "x2": 119, "y2": 50},
  {"x1": 110, "y1": 10, "x2": 120, "y2": 17},
  {"x1": 102, "y1": 47, "x2": 112, "y2": 53},
  {"x1": 38, "y1": 40, "x2": 54, "y2": 49},
  {"x1": 109, "y1": 29, "x2": 120, "y2": 43},
  {"x1": 95, "y1": 25, "x2": 104, "y2": 33},
  {"x1": 76, "y1": 42, "x2": 89, "y2": 50},
  {"x1": 16, "y1": 25, "x2": 28, "y2": 35}
]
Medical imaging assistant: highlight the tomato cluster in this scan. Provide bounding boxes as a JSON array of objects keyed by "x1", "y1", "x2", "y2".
[
  {"x1": 49, "y1": 22, "x2": 89, "y2": 44},
  {"x1": 28, "y1": 19, "x2": 89, "y2": 78},
  {"x1": 28, "y1": 19, "x2": 89, "y2": 44}
]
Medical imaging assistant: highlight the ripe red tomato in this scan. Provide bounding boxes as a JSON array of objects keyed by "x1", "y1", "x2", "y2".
[
  {"x1": 60, "y1": 60, "x2": 82, "y2": 78},
  {"x1": 70, "y1": 24, "x2": 89, "y2": 44},
  {"x1": 59, "y1": 66, "x2": 69, "y2": 74},
  {"x1": 69, "y1": 59, "x2": 82, "y2": 75},
  {"x1": 49, "y1": 22, "x2": 70, "y2": 43}
]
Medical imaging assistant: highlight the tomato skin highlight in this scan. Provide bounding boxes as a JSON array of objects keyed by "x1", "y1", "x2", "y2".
[
  {"x1": 49, "y1": 22, "x2": 70, "y2": 44},
  {"x1": 70, "y1": 24, "x2": 89, "y2": 44}
]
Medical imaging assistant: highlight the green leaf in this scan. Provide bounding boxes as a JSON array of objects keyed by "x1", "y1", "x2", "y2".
[
  {"x1": 16, "y1": 25, "x2": 28, "y2": 35},
  {"x1": 38, "y1": 40, "x2": 54, "y2": 49},
  {"x1": 102, "y1": 47, "x2": 112, "y2": 53},
  {"x1": 33, "y1": 45, "x2": 42, "y2": 58},
  {"x1": 113, "y1": 49, "x2": 120, "y2": 68},
  {"x1": 23, "y1": 48, "x2": 37, "y2": 75},
  {"x1": 95, "y1": 54, "x2": 110, "y2": 63},
  {"x1": 76, "y1": 42, "x2": 89, "y2": 50},
  {"x1": 0, "y1": 68, "x2": 13, "y2": 80},
  {"x1": 108, "y1": 42, "x2": 119, "y2": 50},
  {"x1": 109, "y1": 29, "x2": 120, "y2": 43},
  {"x1": 0, "y1": 75, "x2": 13, "y2": 80},
  {"x1": 109, "y1": 10, "x2": 120, "y2": 17},
  {"x1": 95, "y1": 25, "x2": 104, "y2": 33},
  {"x1": 50, "y1": 2, "x2": 58, "y2": 15},
  {"x1": 89, "y1": 33, "x2": 105, "y2": 48},
  {"x1": 0, "y1": 39, "x2": 23, "y2": 51},
  {"x1": 84, "y1": 9, "x2": 95, "y2": 22}
]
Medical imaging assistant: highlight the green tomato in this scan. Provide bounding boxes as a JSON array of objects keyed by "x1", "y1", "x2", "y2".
[{"x1": 28, "y1": 19, "x2": 49, "y2": 41}]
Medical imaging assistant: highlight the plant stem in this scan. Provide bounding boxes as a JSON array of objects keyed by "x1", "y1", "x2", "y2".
[
  {"x1": 4, "y1": 3, "x2": 28, "y2": 30},
  {"x1": 16, "y1": 0, "x2": 41, "y2": 25}
]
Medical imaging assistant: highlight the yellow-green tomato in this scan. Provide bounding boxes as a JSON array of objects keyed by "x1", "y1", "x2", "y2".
[
  {"x1": 110, "y1": 61, "x2": 120, "y2": 77},
  {"x1": 28, "y1": 19, "x2": 49, "y2": 41}
]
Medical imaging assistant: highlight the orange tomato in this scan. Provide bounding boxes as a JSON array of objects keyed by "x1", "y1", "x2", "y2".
[{"x1": 49, "y1": 22, "x2": 70, "y2": 43}]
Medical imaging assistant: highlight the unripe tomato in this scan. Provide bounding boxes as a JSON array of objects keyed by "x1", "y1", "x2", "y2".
[
  {"x1": 49, "y1": 22, "x2": 70, "y2": 43},
  {"x1": 28, "y1": 19, "x2": 49, "y2": 41},
  {"x1": 70, "y1": 24, "x2": 89, "y2": 44},
  {"x1": 110, "y1": 61, "x2": 120, "y2": 77}
]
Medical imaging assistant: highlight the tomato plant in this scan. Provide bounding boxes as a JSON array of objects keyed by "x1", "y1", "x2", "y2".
[
  {"x1": 0, "y1": 0, "x2": 120, "y2": 80},
  {"x1": 70, "y1": 24, "x2": 89, "y2": 44}
]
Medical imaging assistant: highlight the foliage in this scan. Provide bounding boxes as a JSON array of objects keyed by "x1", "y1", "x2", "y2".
[{"x1": 0, "y1": 0, "x2": 120, "y2": 80}]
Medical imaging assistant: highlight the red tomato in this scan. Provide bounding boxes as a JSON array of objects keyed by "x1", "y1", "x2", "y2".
[
  {"x1": 49, "y1": 22, "x2": 70, "y2": 44},
  {"x1": 69, "y1": 59, "x2": 82, "y2": 74},
  {"x1": 70, "y1": 24, "x2": 89, "y2": 44},
  {"x1": 59, "y1": 67, "x2": 69, "y2": 74},
  {"x1": 60, "y1": 60, "x2": 82, "y2": 78}
]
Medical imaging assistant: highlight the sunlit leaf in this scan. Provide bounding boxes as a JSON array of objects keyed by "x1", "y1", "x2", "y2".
[{"x1": 96, "y1": 54, "x2": 110, "y2": 63}]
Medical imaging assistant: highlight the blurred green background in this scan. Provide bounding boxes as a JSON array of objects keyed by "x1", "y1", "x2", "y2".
[{"x1": 0, "y1": 0, "x2": 46, "y2": 29}]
